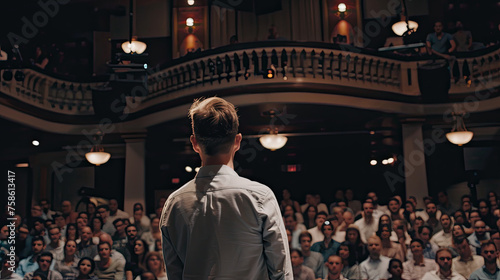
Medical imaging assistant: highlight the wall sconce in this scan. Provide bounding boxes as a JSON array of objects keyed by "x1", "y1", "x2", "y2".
[
  {"x1": 187, "y1": 0, "x2": 194, "y2": 5},
  {"x1": 337, "y1": 3, "x2": 348, "y2": 19},
  {"x1": 446, "y1": 113, "x2": 473, "y2": 146},
  {"x1": 186, "y1": 17, "x2": 194, "y2": 27}
]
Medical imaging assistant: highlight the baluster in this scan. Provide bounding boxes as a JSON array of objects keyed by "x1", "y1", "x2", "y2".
[
  {"x1": 352, "y1": 56, "x2": 358, "y2": 80},
  {"x1": 300, "y1": 50, "x2": 306, "y2": 77},
  {"x1": 208, "y1": 59, "x2": 215, "y2": 85},
  {"x1": 186, "y1": 64, "x2": 192, "y2": 84},
  {"x1": 337, "y1": 53, "x2": 342, "y2": 79},
  {"x1": 225, "y1": 55, "x2": 232, "y2": 82},
  {"x1": 261, "y1": 50, "x2": 268, "y2": 76},
  {"x1": 243, "y1": 52, "x2": 250, "y2": 79},
  {"x1": 311, "y1": 50, "x2": 316, "y2": 78},
  {"x1": 359, "y1": 57, "x2": 366, "y2": 80},
  {"x1": 329, "y1": 52, "x2": 334, "y2": 79},
  {"x1": 216, "y1": 56, "x2": 223, "y2": 84},
  {"x1": 373, "y1": 60, "x2": 380, "y2": 83},
  {"x1": 252, "y1": 51, "x2": 259, "y2": 75},
  {"x1": 193, "y1": 62, "x2": 200, "y2": 80},
  {"x1": 199, "y1": 61, "x2": 206, "y2": 85},
  {"x1": 344, "y1": 54, "x2": 350, "y2": 79},
  {"x1": 281, "y1": 50, "x2": 288, "y2": 78},
  {"x1": 366, "y1": 59, "x2": 373, "y2": 81},
  {"x1": 291, "y1": 49, "x2": 297, "y2": 78},
  {"x1": 380, "y1": 61, "x2": 388, "y2": 84},
  {"x1": 388, "y1": 63, "x2": 394, "y2": 84},
  {"x1": 179, "y1": 66, "x2": 185, "y2": 86},
  {"x1": 234, "y1": 53, "x2": 241, "y2": 81},
  {"x1": 452, "y1": 60, "x2": 460, "y2": 84},
  {"x1": 319, "y1": 51, "x2": 325, "y2": 79},
  {"x1": 173, "y1": 69, "x2": 180, "y2": 88}
]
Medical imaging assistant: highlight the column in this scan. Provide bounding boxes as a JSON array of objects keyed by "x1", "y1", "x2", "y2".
[
  {"x1": 402, "y1": 121, "x2": 428, "y2": 207},
  {"x1": 123, "y1": 134, "x2": 146, "y2": 215}
]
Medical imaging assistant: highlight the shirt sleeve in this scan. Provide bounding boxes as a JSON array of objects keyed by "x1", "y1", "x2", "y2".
[
  {"x1": 360, "y1": 263, "x2": 369, "y2": 279},
  {"x1": 260, "y1": 190, "x2": 293, "y2": 280},
  {"x1": 161, "y1": 200, "x2": 185, "y2": 280}
]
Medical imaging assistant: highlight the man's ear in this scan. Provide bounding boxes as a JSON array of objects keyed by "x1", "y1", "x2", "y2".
[
  {"x1": 190, "y1": 135, "x2": 202, "y2": 154},
  {"x1": 232, "y1": 133, "x2": 242, "y2": 153}
]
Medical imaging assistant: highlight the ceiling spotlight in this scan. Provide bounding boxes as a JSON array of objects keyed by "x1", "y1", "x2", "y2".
[
  {"x1": 185, "y1": 166, "x2": 193, "y2": 172},
  {"x1": 32, "y1": 140, "x2": 40, "y2": 146},
  {"x1": 186, "y1": 18, "x2": 194, "y2": 27},
  {"x1": 387, "y1": 157, "x2": 394, "y2": 164},
  {"x1": 382, "y1": 159, "x2": 389, "y2": 165},
  {"x1": 187, "y1": 0, "x2": 195, "y2": 5},
  {"x1": 195, "y1": 167, "x2": 200, "y2": 172},
  {"x1": 338, "y1": 3, "x2": 347, "y2": 12},
  {"x1": 370, "y1": 160, "x2": 377, "y2": 166}
]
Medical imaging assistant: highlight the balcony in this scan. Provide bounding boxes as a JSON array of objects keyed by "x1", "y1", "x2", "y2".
[{"x1": 1, "y1": 42, "x2": 500, "y2": 121}]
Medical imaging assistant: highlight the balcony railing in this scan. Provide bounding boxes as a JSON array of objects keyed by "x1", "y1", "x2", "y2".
[{"x1": 1, "y1": 42, "x2": 499, "y2": 116}]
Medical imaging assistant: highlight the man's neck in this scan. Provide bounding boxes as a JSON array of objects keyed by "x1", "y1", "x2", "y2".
[
  {"x1": 413, "y1": 254, "x2": 424, "y2": 265},
  {"x1": 110, "y1": 210, "x2": 117, "y2": 216},
  {"x1": 370, "y1": 254, "x2": 380, "y2": 261},
  {"x1": 302, "y1": 249, "x2": 311, "y2": 257},
  {"x1": 459, "y1": 253, "x2": 472, "y2": 262},
  {"x1": 327, "y1": 272, "x2": 342, "y2": 280},
  {"x1": 200, "y1": 154, "x2": 234, "y2": 168},
  {"x1": 485, "y1": 261, "x2": 498, "y2": 274},
  {"x1": 50, "y1": 240, "x2": 59, "y2": 247},
  {"x1": 443, "y1": 227, "x2": 451, "y2": 233},
  {"x1": 439, "y1": 269, "x2": 452, "y2": 278}
]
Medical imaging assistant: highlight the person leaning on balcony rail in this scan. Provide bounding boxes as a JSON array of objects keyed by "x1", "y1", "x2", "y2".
[{"x1": 426, "y1": 21, "x2": 456, "y2": 60}]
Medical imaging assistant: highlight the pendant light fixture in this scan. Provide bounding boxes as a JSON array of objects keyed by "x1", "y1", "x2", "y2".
[
  {"x1": 85, "y1": 132, "x2": 111, "y2": 166},
  {"x1": 121, "y1": 0, "x2": 147, "y2": 54},
  {"x1": 446, "y1": 113, "x2": 473, "y2": 146}
]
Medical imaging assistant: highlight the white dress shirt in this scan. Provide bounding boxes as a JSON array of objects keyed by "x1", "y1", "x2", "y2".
[
  {"x1": 160, "y1": 165, "x2": 292, "y2": 280},
  {"x1": 354, "y1": 218, "x2": 379, "y2": 243},
  {"x1": 308, "y1": 227, "x2": 324, "y2": 244},
  {"x1": 360, "y1": 255, "x2": 391, "y2": 280},
  {"x1": 422, "y1": 270, "x2": 466, "y2": 280}
]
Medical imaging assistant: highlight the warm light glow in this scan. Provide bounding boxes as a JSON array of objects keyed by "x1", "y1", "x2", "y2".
[
  {"x1": 121, "y1": 40, "x2": 147, "y2": 54},
  {"x1": 392, "y1": 20, "x2": 419, "y2": 36},
  {"x1": 186, "y1": 18, "x2": 194, "y2": 27},
  {"x1": 85, "y1": 152, "x2": 111, "y2": 166},
  {"x1": 267, "y1": 73, "x2": 273, "y2": 78},
  {"x1": 195, "y1": 167, "x2": 200, "y2": 172},
  {"x1": 185, "y1": 166, "x2": 193, "y2": 172},
  {"x1": 259, "y1": 134, "x2": 288, "y2": 150},
  {"x1": 187, "y1": 0, "x2": 195, "y2": 5},
  {"x1": 370, "y1": 160, "x2": 377, "y2": 166},
  {"x1": 338, "y1": 3, "x2": 347, "y2": 12},
  {"x1": 16, "y1": 163, "x2": 29, "y2": 168},
  {"x1": 387, "y1": 157, "x2": 395, "y2": 164},
  {"x1": 446, "y1": 131, "x2": 473, "y2": 146},
  {"x1": 382, "y1": 159, "x2": 389, "y2": 165},
  {"x1": 32, "y1": 140, "x2": 40, "y2": 146}
]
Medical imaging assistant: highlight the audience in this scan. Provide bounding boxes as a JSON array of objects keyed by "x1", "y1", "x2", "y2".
[
  {"x1": 22, "y1": 252, "x2": 62, "y2": 280},
  {"x1": 299, "y1": 232, "x2": 324, "y2": 279},
  {"x1": 422, "y1": 248, "x2": 466, "y2": 280},
  {"x1": 311, "y1": 220, "x2": 340, "y2": 261},
  {"x1": 452, "y1": 236, "x2": 483, "y2": 279},
  {"x1": 53, "y1": 240, "x2": 78, "y2": 278},
  {"x1": 307, "y1": 212, "x2": 327, "y2": 244},
  {"x1": 360, "y1": 236, "x2": 391, "y2": 280},
  {"x1": 290, "y1": 249, "x2": 315, "y2": 280},
  {"x1": 469, "y1": 241, "x2": 499, "y2": 280},
  {"x1": 402, "y1": 239, "x2": 436, "y2": 280},
  {"x1": 336, "y1": 241, "x2": 361, "y2": 279}
]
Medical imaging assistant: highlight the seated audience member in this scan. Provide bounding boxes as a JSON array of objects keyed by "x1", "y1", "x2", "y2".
[
  {"x1": 129, "y1": 203, "x2": 151, "y2": 236},
  {"x1": 61, "y1": 201, "x2": 78, "y2": 225},
  {"x1": 94, "y1": 241, "x2": 125, "y2": 280},
  {"x1": 76, "y1": 217, "x2": 87, "y2": 236},
  {"x1": 426, "y1": 21, "x2": 456, "y2": 59},
  {"x1": 108, "y1": 199, "x2": 129, "y2": 223},
  {"x1": 377, "y1": 224, "x2": 404, "y2": 262},
  {"x1": 17, "y1": 236, "x2": 47, "y2": 277},
  {"x1": 468, "y1": 220, "x2": 490, "y2": 255},
  {"x1": 333, "y1": 211, "x2": 355, "y2": 242},
  {"x1": 138, "y1": 271, "x2": 157, "y2": 280},
  {"x1": 65, "y1": 223, "x2": 78, "y2": 242},
  {"x1": 422, "y1": 248, "x2": 466, "y2": 280},
  {"x1": 76, "y1": 227, "x2": 97, "y2": 259},
  {"x1": 23, "y1": 252, "x2": 63, "y2": 280},
  {"x1": 280, "y1": 189, "x2": 301, "y2": 213},
  {"x1": 409, "y1": 217, "x2": 424, "y2": 239},
  {"x1": 311, "y1": 220, "x2": 340, "y2": 261},
  {"x1": 388, "y1": 197, "x2": 404, "y2": 221},
  {"x1": 76, "y1": 257, "x2": 98, "y2": 280},
  {"x1": 141, "y1": 217, "x2": 161, "y2": 252},
  {"x1": 139, "y1": 252, "x2": 167, "y2": 280},
  {"x1": 367, "y1": 192, "x2": 388, "y2": 218},
  {"x1": 403, "y1": 239, "x2": 436, "y2": 280},
  {"x1": 112, "y1": 219, "x2": 127, "y2": 244},
  {"x1": 468, "y1": 210, "x2": 481, "y2": 230},
  {"x1": 404, "y1": 201, "x2": 417, "y2": 225},
  {"x1": 53, "y1": 240, "x2": 79, "y2": 277},
  {"x1": 16, "y1": 225, "x2": 31, "y2": 259},
  {"x1": 345, "y1": 225, "x2": 369, "y2": 264},
  {"x1": 478, "y1": 199, "x2": 497, "y2": 229},
  {"x1": 86, "y1": 203, "x2": 97, "y2": 222},
  {"x1": 307, "y1": 212, "x2": 327, "y2": 244},
  {"x1": 282, "y1": 205, "x2": 304, "y2": 224},
  {"x1": 437, "y1": 191, "x2": 459, "y2": 216},
  {"x1": 409, "y1": 225, "x2": 439, "y2": 260},
  {"x1": 453, "y1": 21, "x2": 472, "y2": 52},
  {"x1": 387, "y1": 259, "x2": 404, "y2": 280},
  {"x1": 324, "y1": 255, "x2": 344, "y2": 280},
  {"x1": 125, "y1": 239, "x2": 149, "y2": 280},
  {"x1": 345, "y1": 188, "x2": 362, "y2": 215},
  {"x1": 469, "y1": 241, "x2": 500, "y2": 280},
  {"x1": 453, "y1": 210, "x2": 470, "y2": 229},
  {"x1": 290, "y1": 249, "x2": 315, "y2": 280},
  {"x1": 96, "y1": 206, "x2": 116, "y2": 236},
  {"x1": 491, "y1": 231, "x2": 500, "y2": 252},
  {"x1": 452, "y1": 236, "x2": 483, "y2": 279},
  {"x1": 430, "y1": 213, "x2": 453, "y2": 248},
  {"x1": 424, "y1": 203, "x2": 443, "y2": 234},
  {"x1": 354, "y1": 201, "x2": 379, "y2": 243},
  {"x1": 45, "y1": 226, "x2": 64, "y2": 257},
  {"x1": 30, "y1": 218, "x2": 49, "y2": 245},
  {"x1": 393, "y1": 219, "x2": 411, "y2": 249},
  {"x1": 303, "y1": 205, "x2": 318, "y2": 230},
  {"x1": 284, "y1": 214, "x2": 307, "y2": 249},
  {"x1": 359, "y1": 236, "x2": 391, "y2": 280},
  {"x1": 39, "y1": 200, "x2": 56, "y2": 221},
  {"x1": 52, "y1": 213, "x2": 67, "y2": 240},
  {"x1": 314, "y1": 195, "x2": 329, "y2": 214},
  {"x1": 91, "y1": 217, "x2": 105, "y2": 239},
  {"x1": 1, "y1": 256, "x2": 22, "y2": 279},
  {"x1": 337, "y1": 241, "x2": 361, "y2": 280},
  {"x1": 299, "y1": 232, "x2": 325, "y2": 279}
]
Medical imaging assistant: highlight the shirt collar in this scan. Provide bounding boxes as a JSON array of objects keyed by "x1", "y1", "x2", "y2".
[
  {"x1": 196, "y1": 165, "x2": 237, "y2": 178},
  {"x1": 482, "y1": 265, "x2": 500, "y2": 275}
]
